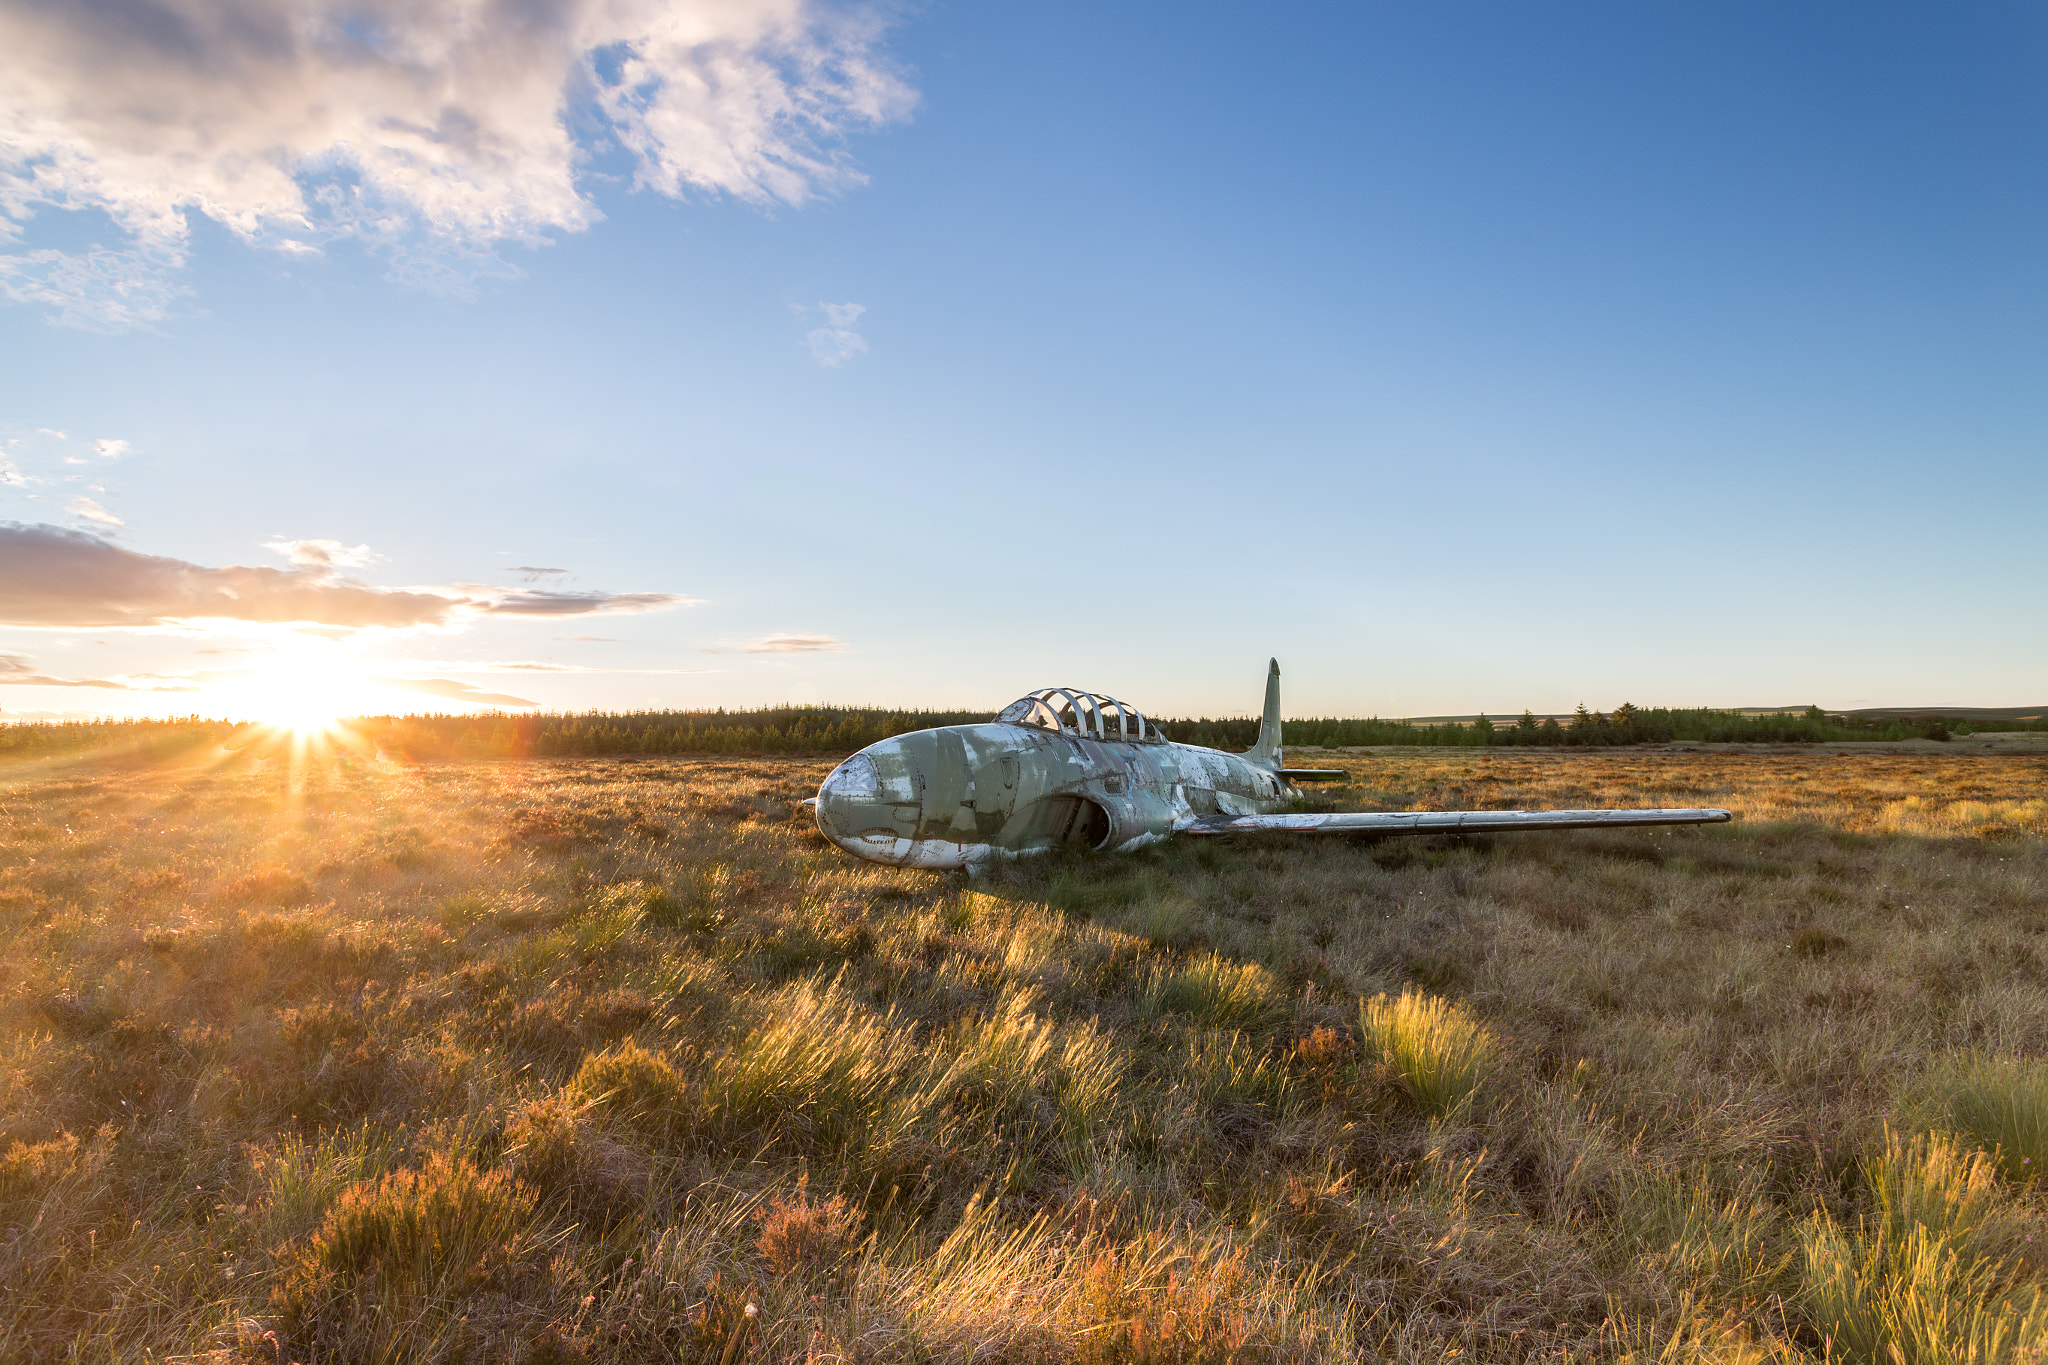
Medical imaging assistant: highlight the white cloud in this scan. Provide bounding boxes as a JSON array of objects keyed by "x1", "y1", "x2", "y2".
[
  {"x1": 705, "y1": 632, "x2": 848, "y2": 653},
  {"x1": 264, "y1": 536, "x2": 382, "y2": 569},
  {"x1": 93, "y1": 438, "x2": 131, "y2": 459},
  {"x1": 0, "y1": 244, "x2": 190, "y2": 331},
  {"x1": 67, "y1": 496, "x2": 122, "y2": 526},
  {"x1": 36, "y1": 429, "x2": 66, "y2": 439},
  {"x1": 805, "y1": 300, "x2": 867, "y2": 366},
  {"x1": 0, "y1": 0, "x2": 917, "y2": 329}
]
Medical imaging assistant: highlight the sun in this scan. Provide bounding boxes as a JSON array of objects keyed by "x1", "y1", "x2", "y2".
[
  {"x1": 233, "y1": 653, "x2": 371, "y2": 736},
  {"x1": 265, "y1": 692, "x2": 348, "y2": 739}
]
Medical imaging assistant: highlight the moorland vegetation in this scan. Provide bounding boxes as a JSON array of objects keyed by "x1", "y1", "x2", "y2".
[{"x1": 0, "y1": 740, "x2": 2044, "y2": 1361}]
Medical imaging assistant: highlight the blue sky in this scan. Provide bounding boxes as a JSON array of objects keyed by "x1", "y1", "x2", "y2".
[{"x1": 1, "y1": 1, "x2": 2043, "y2": 722}]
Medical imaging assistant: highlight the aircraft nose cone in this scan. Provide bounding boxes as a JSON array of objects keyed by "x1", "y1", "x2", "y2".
[
  {"x1": 815, "y1": 739, "x2": 922, "y2": 863},
  {"x1": 817, "y1": 750, "x2": 882, "y2": 833}
]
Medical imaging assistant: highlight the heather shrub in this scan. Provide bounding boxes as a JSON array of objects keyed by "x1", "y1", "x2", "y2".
[
  {"x1": 756, "y1": 1175, "x2": 863, "y2": 1274},
  {"x1": 1072, "y1": 1232, "x2": 1251, "y2": 1364},
  {"x1": 567, "y1": 1039, "x2": 691, "y2": 1139},
  {"x1": 274, "y1": 1154, "x2": 551, "y2": 1361},
  {"x1": 503, "y1": 1096, "x2": 650, "y2": 1227}
]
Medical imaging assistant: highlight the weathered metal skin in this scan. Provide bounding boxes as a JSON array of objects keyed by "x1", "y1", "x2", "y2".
[{"x1": 813, "y1": 660, "x2": 1732, "y2": 870}]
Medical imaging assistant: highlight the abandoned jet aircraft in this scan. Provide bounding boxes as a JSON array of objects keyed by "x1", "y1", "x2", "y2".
[{"x1": 811, "y1": 660, "x2": 1732, "y2": 870}]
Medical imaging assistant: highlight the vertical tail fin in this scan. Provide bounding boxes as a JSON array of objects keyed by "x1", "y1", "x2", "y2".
[{"x1": 1248, "y1": 658, "x2": 1282, "y2": 768}]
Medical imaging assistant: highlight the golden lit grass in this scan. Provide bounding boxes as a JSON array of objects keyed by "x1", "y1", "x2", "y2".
[
  {"x1": 0, "y1": 743, "x2": 2043, "y2": 1361},
  {"x1": 1362, "y1": 988, "x2": 1496, "y2": 1121},
  {"x1": 1799, "y1": 1130, "x2": 2048, "y2": 1363}
]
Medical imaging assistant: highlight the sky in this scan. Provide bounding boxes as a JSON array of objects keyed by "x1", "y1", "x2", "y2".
[{"x1": 1, "y1": 0, "x2": 2044, "y2": 723}]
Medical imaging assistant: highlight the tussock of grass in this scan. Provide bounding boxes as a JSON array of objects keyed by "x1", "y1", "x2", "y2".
[
  {"x1": 1621, "y1": 1170, "x2": 1789, "y2": 1307},
  {"x1": 1142, "y1": 951, "x2": 1282, "y2": 1027},
  {"x1": 1869, "y1": 1127, "x2": 2003, "y2": 1246},
  {"x1": 1363, "y1": 987, "x2": 1497, "y2": 1120},
  {"x1": 1943, "y1": 1058, "x2": 2048, "y2": 1183},
  {"x1": 712, "y1": 975, "x2": 915, "y2": 1151},
  {"x1": 1800, "y1": 1128, "x2": 2048, "y2": 1364},
  {"x1": 1800, "y1": 1218, "x2": 2045, "y2": 1364}
]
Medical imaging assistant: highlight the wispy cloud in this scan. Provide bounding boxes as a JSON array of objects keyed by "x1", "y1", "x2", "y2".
[
  {"x1": 398, "y1": 658, "x2": 712, "y2": 675},
  {"x1": 93, "y1": 438, "x2": 131, "y2": 459},
  {"x1": 805, "y1": 302, "x2": 869, "y2": 367},
  {"x1": 264, "y1": 537, "x2": 382, "y2": 569},
  {"x1": 0, "y1": 523, "x2": 695, "y2": 632},
  {"x1": 0, "y1": 1, "x2": 917, "y2": 329},
  {"x1": 706, "y1": 633, "x2": 849, "y2": 654},
  {"x1": 395, "y1": 659, "x2": 593, "y2": 674},
  {"x1": 483, "y1": 590, "x2": 688, "y2": 617},
  {"x1": 67, "y1": 496, "x2": 122, "y2": 527},
  {"x1": 509, "y1": 566, "x2": 570, "y2": 581},
  {"x1": 557, "y1": 634, "x2": 617, "y2": 642},
  {"x1": 0, "y1": 653, "x2": 197, "y2": 690},
  {"x1": 372, "y1": 677, "x2": 538, "y2": 708}
]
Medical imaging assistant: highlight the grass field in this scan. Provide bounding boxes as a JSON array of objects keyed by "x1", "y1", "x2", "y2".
[{"x1": 2, "y1": 738, "x2": 2045, "y2": 1362}]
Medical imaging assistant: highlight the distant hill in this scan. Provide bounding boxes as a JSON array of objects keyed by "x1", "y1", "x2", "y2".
[
  {"x1": 1400, "y1": 705, "x2": 2048, "y2": 726},
  {"x1": 1840, "y1": 705, "x2": 2048, "y2": 723}
]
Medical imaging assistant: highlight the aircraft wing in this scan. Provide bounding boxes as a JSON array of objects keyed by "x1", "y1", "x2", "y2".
[{"x1": 1175, "y1": 807, "x2": 1732, "y2": 837}]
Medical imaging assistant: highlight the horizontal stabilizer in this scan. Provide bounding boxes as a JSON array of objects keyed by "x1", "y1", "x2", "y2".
[
  {"x1": 1278, "y1": 768, "x2": 1347, "y2": 782},
  {"x1": 1175, "y1": 807, "x2": 1732, "y2": 837}
]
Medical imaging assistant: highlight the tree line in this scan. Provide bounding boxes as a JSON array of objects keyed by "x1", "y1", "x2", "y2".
[{"x1": 0, "y1": 702, "x2": 2033, "y2": 761}]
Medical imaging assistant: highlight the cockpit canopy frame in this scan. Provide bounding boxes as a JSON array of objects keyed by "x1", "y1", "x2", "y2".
[{"x1": 996, "y1": 688, "x2": 1162, "y2": 743}]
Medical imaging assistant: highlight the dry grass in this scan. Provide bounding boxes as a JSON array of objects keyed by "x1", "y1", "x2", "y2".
[{"x1": 0, "y1": 740, "x2": 2043, "y2": 1361}]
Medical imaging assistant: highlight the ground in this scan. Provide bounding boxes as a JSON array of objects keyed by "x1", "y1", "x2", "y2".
[{"x1": 1, "y1": 738, "x2": 2044, "y2": 1362}]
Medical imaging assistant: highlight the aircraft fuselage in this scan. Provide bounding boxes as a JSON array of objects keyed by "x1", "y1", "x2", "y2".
[
  {"x1": 811, "y1": 664, "x2": 1732, "y2": 868},
  {"x1": 814, "y1": 723, "x2": 1290, "y2": 870}
]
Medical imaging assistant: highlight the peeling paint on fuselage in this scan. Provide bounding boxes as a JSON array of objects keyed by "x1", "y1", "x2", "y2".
[{"x1": 814, "y1": 722, "x2": 1295, "y2": 870}]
